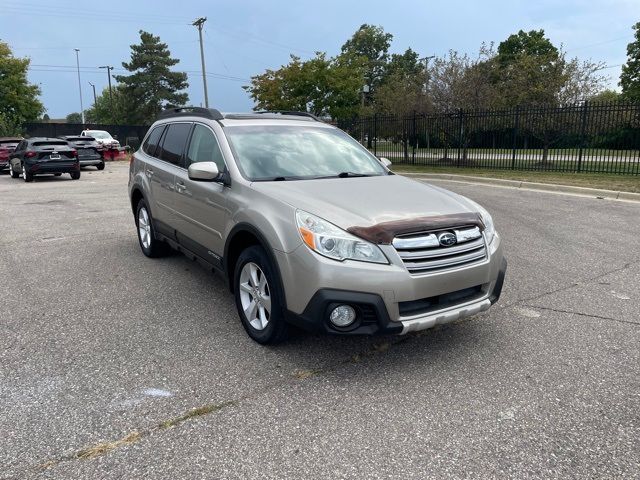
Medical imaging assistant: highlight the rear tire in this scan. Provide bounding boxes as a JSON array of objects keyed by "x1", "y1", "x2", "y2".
[
  {"x1": 135, "y1": 199, "x2": 170, "y2": 258},
  {"x1": 233, "y1": 245, "x2": 288, "y2": 344},
  {"x1": 9, "y1": 163, "x2": 19, "y2": 179},
  {"x1": 97, "y1": 162, "x2": 105, "y2": 170},
  {"x1": 70, "y1": 171, "x2": 81, "y2": 180},
  {"x1": 23, "y1": 165, "x2": 33, "y2": 182}
]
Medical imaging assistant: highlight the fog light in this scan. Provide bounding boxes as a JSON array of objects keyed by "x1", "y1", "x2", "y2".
[{"x1": 329, "y1": 305, "x2": 356, "y2": 327}]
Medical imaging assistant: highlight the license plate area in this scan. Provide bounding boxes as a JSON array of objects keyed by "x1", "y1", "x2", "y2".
[{"x1": 49, "y1": 153, "x2": 61, "y2": 160}]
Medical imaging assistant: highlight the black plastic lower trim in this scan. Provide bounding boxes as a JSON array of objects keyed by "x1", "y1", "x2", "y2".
[
  {"x1": 489, "y1": 257, "x2": 507, "y2": 304},
  {"x1": 285, "y1": 288, "x2": 402, "y2": 336}
]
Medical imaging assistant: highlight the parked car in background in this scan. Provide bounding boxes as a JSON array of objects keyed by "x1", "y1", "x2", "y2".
[
  {"x1": 59, "y1": 135, "x2": 105, "y2": 170},
  {"x1": 0, "y1": 137, "x2": 22, "y2": 173},
  {"x1": 129, "y1": 107, "x2": 506, "y2": 344},
  {"x1": 81, "y1": 129, "x2": 120, "y2": 149},
  {"x1": 9, "y1": 137, "x2": 80, "y2": 182}
]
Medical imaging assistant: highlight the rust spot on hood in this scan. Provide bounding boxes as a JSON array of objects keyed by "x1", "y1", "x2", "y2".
[{"x1": 347, "y1": 213, "x2": 484, "y2": 245}]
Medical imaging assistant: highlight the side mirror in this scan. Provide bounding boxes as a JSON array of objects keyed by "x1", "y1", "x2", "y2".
[
  {"x1": 379, "y1": 157, "x2": 392, "y2": 167},
  {"x1": 188, "y1": 161, "x2": 220, "y2": 181}
]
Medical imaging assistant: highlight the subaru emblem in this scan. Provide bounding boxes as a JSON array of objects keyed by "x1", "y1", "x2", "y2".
[{"x1": 438, "y1": 232, "x2": 457, "y2": 247}]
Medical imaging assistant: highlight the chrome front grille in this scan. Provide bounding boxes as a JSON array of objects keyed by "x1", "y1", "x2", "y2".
[{"x1": 393, "y1": 226, "x2": 487, "y2": 274}]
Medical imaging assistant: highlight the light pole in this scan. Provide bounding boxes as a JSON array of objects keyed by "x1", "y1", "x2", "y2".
[
  {"x1": 360, "y1": 84, "x2": 370, "y2": 144},
  {"x1": 192, "y1": 17, "x2": 209, "y2": 108},
  {"x1": 74, "y1": 48, "x2": 85, "y2": 124},
  {"x1": 88, "y1": 82, "x2": 97, "y2": 106},
  {"x1": 99, "y1": 66, "x2": 114, "y2": 120}
]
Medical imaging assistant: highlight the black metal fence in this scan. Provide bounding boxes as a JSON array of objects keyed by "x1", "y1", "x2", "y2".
[
  {"x1": 338, "y1": 101, "x2": 640, "y2": 175},
  {"x1": 23, "y1": 123, "x2": 150, "y2": 150}
]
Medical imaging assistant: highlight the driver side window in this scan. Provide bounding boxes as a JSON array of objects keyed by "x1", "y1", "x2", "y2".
[{"x1": 186, "y1": 124, "x2": 225, "y2": 172}]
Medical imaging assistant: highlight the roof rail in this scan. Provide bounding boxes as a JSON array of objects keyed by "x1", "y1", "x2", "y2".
[
  {"x1": 158, "y1": 106, "x2": 224, "y2": 121},
  {"x1": 254, "y1": 111, "x2": 320, "y2": 121}
]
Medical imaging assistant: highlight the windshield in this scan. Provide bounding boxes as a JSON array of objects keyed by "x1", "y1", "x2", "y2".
[
  {"x1": 86, "y1": 131, "x2": 111, "y2": 139},
  {"x1": 224, "y1": 125, "x2": 387, "y2": 181}
]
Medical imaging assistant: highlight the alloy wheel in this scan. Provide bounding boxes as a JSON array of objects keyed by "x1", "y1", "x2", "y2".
[{"x1": 238, "y1": 262, "x2": 271, "y2": 331}]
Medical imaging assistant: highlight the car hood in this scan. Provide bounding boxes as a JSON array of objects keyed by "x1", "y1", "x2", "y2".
[{"x1": 250, "y1": 174, "x2": 477, "y2": 230}]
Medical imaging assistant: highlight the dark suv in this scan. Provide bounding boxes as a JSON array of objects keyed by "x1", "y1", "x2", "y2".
[
  {"x1": 10, "y1": 138, "x2": 81, "y2": 182},
  {"x1": 59, "y1": 135, "x2": 105, "y2": 170}
]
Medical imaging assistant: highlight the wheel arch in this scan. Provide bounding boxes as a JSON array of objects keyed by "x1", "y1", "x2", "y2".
[
  {"x1": 223, "y1": 224, "x2": 287, "y2": 309},
  {"x1": 130, "y1": 186, "x2": 146, "y2": 215}
]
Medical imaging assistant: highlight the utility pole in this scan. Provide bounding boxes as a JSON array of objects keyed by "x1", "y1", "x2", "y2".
[
  {"x1": 420, "y1": 56, "x2": 436, "y2": 93},
  {"x1": 99, "y1": 66, "x2": 114, "y2": 120},
  {"x1": 88, "y1": 82, "x2": 97, "y2": 106},
  {"x1": 192, "y1": 17, "x2": 209, "y2": 108},
  {"x1": 74, "y1": 49, "x2": 85, "y2": 124}
]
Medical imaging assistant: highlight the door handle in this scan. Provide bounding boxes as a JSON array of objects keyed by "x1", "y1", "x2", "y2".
[
  {"x1": 175, "y1": 182, "x2": 186, "y2": 192},
  {"x1": 146, "y1": 169, "x2": 154, "y2": 177}
]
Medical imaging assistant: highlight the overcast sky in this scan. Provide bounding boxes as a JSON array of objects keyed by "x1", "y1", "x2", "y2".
[{"x1": 2, "y1": 0, "x2": 637, "y2": 119}]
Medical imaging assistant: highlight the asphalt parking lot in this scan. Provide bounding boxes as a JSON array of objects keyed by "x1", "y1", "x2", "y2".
[{"x1": 1, "y1": 163, "x2": 639, "y2": 479}]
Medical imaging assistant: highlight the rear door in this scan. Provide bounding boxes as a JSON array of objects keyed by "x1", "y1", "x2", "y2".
[
  {"x1": 145, "y1": 123, "x2": 192, "y2": 237},
  {"x1": 173, "y1": 123, "x2": 229, "y2": 261}
]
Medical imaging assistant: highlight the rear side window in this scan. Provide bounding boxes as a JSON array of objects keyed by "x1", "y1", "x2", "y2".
[
  {"x1": 158, "y1": 123, "x2": 191, "y2": 166},
  {"x1": 185, "y1": 124, "x2": 225, "y2": 172},
  {"x1": 142, "y1": 126, "x2": 165, "y2": 157}
]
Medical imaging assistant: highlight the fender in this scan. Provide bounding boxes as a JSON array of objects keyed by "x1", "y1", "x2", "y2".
[{"x1": 223, "y1": 223, "x2": 288, "y2": 310}]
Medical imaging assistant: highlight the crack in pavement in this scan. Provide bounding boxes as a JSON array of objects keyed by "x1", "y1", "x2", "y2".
[
  {"x1": 503, "y1": 260, "x2": 640, "y2": 310},
  {"x1": 522, "y1": 304, "x2": 639, "y2": 327},
  {"x1": 8, "y1": 330, "x2": 431, "y2": 479}
]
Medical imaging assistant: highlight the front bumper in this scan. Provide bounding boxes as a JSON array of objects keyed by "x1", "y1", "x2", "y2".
[
  {"x1": 278, "y1": 232, "x2": 505, "y2": 335},
  {"x1": 284, "y1": 257, "x2": 507, "y2": 335}
]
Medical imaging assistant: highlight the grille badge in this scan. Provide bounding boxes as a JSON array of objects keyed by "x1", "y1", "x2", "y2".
[{"x1": 437, "y1": 232, "x2": 457, "y2": 247}]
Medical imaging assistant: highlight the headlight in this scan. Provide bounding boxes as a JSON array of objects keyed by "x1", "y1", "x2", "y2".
[
  {"x1": 467, "y1": 201, "x2": 495, "y2": 244},
  {"x1": 296, "y1": 210, "x2": 388, "y2": 264}
]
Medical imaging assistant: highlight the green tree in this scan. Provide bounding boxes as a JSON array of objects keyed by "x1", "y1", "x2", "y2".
[
  {"x1": 494, "y1": 30, "x2": 565, "y2": 107},
  {"x1": 385, "y1": 48, "x2": 422, "y2": 78},
  {"x1": 114, "y1": 30, "x2": 188, "y2": 124},
  {"x1": 0, "y1": 41, "x2": 44, "y2": 135},
  {"x1": 66, "y1": 112, "x2": 83, "y2": 123},
  {"x1": 340, "y1": 24, "x2": 392, "y2": 90},
  {"x1": 620, "y1": 21, "x2": 640, "y2": 100},
  {"x1": 244, "y1": 52, "x2": 366, "y2": 120},
  {"x1": 85, "y1": 86, "x2": 130, "y2": 124},
  {"x1": 589, "y1": 89, "x2": 621, "y2": 102}
]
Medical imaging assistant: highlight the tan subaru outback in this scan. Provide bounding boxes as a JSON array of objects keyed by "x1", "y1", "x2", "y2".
[{"x1": 129, "y1": 107, "x2": 506, "y2": 344}]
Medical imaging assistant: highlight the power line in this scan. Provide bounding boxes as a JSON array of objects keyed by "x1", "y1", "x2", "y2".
[
  {"x1": 27, "y1": 66, "x2": 249, "y2": 82},
  {"x1": 2, "y1": 2, "x2": 192, "y2": 25}
]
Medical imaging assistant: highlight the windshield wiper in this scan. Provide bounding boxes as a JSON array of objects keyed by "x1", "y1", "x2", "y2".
[
  {"x1": 267, "y1": 176, "x2": 304, "y2": 181},
  {"x1": 337, "y1": 172, "x2": 371, "y2": 178}
]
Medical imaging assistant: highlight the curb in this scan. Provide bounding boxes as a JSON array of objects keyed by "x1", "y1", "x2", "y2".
[{"x1": 402, "y1": 173, "x2": 640, "y2": 202}]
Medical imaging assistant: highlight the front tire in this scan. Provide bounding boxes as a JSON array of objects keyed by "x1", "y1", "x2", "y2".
[
  {"x1": 9, "y1": 163, "x2": 19, "y2": 179},
  {"x1": 234, "y1": 245, "x2": 288, "y2": 344},
  {"x1": 135, "y1": 199, "x2": 170, "y2": 258}
]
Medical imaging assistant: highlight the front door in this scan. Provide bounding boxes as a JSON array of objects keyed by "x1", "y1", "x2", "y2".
[{"x1": 173, "y1": 123, "x2": 230, "y2": 262}]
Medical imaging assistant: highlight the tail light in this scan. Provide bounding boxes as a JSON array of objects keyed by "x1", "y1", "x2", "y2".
[
  {"x1": 71, "y1": 149, "x2": 78, "y2": 157},
  {"x1": 25, "y1": 151, "x2": 36, "y2": 158}
]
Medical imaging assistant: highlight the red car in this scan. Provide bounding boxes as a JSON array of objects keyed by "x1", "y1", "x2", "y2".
[{"x1": 0, "y1": 137, "x2": 22, "y2": 172}]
